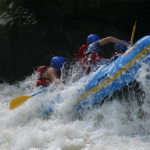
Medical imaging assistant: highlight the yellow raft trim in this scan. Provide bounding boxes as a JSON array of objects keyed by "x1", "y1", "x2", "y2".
[{"x1": 77, "y1": 44, "x2": 150, "y2": 103}]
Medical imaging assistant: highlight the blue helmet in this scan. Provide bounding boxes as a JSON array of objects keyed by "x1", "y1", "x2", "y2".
[
  {"x1": 115, "y1": 40, "x2": 128, "y2": 51},
  {"x1": 51, "y1": 56, "x2": 66, "y2": 71},
  {"x1": 86, "y1": 34, "x2": 101, "y2": 45}
]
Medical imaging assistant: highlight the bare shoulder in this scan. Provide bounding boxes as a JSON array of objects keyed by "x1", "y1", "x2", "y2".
[
  {"x1": 47, "y1": 67, "x2": 56, "y2": 74},
  {"x1": 48, "y1": 67, "x2": 55, "y2": 71}
]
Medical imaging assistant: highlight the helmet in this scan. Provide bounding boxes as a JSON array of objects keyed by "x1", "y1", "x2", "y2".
[
  {"x1": 86, "y1": 34, "x2": 101, "y2": 45},
  {"x1": 51, "y1": 56, "x2": 66, "y2": 71},
  {"x1": 115, "y1": 40, "x2": 128, "y2": 51}
]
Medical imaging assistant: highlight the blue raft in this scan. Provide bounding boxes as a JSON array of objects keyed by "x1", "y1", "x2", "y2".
[{"x1": 45, "y1": 35, "x2": 150, "y2": 115}]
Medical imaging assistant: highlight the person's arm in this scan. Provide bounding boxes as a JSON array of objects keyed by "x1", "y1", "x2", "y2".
[{"x1": 99, "y1": 36, "x2": 130, "y2": 47}]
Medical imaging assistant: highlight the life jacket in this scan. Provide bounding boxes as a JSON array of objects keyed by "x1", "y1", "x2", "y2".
[
  {"x1": 76, "y1": 44, "x2": 87, "y2": 62},
  {"x1": 113, "y1": 52, "x2": 118, "y2": 56},
  {"x1": 82, "y1": 52, "x2": 103, "y2": 74},
  {"x1": 36, "y1": 66, "x2": 61, "y2": 87},
  {"x1": 81, "y1": 41, "x2": 104, "y2": 74}
]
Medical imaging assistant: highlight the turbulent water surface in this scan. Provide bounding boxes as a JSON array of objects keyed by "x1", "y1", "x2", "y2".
[{"x1": 1, "y1": 62, "x2": 150, "y2": 150}]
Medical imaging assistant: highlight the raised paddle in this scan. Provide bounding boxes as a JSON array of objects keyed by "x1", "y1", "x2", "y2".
[
  {"x1": 10, "y1": 88, "x2": 48, "y2": 110},
  {"x1": 130, "y1": 21, "x2": 137, "y2": 45}
]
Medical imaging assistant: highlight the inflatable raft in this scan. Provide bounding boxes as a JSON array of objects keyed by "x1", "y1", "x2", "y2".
[{"x1": 44, "y1": 35, "x2": 150, "y2": 115}]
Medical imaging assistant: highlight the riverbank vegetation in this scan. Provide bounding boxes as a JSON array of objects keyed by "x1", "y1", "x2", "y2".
[{"x1": 0, "y1": 0, "x2": 8, "y2": 15}]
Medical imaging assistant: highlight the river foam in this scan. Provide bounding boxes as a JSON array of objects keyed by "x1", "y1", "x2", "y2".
[{"x1": 1, "y1": 63, "x2": 150, "y2": 150}]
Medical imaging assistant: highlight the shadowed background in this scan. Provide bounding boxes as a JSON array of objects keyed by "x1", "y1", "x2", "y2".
[{"x1": 0, "y1": 0, "x2": 150, "y2": 83}]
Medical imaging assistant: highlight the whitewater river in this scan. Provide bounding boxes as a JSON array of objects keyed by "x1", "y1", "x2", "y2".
[{"x1": 1, "y1": 62, "x2": 150, "y2": 150}]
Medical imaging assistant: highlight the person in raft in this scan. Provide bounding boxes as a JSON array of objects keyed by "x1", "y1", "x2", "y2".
[
  {"x1": 111, "y1": 40, "x2": 130, "y2": 61},
  {"x1": 76, "y1": 34, "x2": 130, "y2": 74},
  {"x1": 36, "y1": 56, "x2": 66, "y2": 88}
]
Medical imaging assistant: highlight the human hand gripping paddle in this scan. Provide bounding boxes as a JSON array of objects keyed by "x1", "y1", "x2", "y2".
[{"x1": 10, "y1": 88, "x2": 48, "y2": 110}]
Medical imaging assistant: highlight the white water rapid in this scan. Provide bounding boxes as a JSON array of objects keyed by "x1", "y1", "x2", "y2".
[{"x1": 1, "y1": 62, "x2": 150, "y2": 150}]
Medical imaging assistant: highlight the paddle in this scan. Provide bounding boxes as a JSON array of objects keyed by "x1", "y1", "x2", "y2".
[
  {"x1": 130, "y1": 21, "x2": 137, "y2": 45},
  {"x1": 10, "y1": 88, "x2": 48, "y2": 110}
]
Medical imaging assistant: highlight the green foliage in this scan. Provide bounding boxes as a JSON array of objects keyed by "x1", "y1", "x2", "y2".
[{"x1": 0, "y1": 0, "x2": 8, "y2": 15}]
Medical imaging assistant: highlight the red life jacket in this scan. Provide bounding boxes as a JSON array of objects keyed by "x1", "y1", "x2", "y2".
[
  {"x1": 113, "y1": 52, "x2": 118, "y2": 56},
  {"x1": 36, "y1": 66, "x2": 61, "y2": 87},
  {"x1": 76, "y1": 45, "x2": 87, "y2": 62},
  {"x1": 76, "y1": 44, "x2": 104, "y2": 74},
  {"x1": 82, "y1": 52, "x2": 103, "y2": 74}
]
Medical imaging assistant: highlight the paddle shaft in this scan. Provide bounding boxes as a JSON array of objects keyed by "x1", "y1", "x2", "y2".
[{"x1": 31, "y1": 88, "x2": 48, "y2": 97}]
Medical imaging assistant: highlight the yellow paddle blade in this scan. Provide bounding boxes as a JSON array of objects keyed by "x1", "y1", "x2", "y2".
[
  {"x1": 131, "y1": 21, "x2": 137, "y2": 44},
  {"x1": 10, "y1": 95, "x2": 32, "y2": 110}
]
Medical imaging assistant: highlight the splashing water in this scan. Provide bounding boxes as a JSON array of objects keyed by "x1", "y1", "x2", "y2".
[{"x1": 1, "y1": 61, "x2": 150, "y2": 150}]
